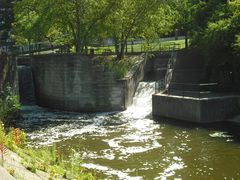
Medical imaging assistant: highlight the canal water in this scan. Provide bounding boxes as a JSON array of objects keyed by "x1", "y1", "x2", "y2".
[{"x1": 18, "y1": 82, "x2": 240, "y2": 179}]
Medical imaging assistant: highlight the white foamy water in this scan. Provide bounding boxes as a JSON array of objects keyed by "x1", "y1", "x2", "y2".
[
  {"x1": 18, "y1": 82, "x2": 186, "y2": 179},
  {"x1": 20, "y1": 82, "x2": 157, "y2": 145},
  {"x1": 122, "y1": 82, "x2": 155, "y2": 119}
]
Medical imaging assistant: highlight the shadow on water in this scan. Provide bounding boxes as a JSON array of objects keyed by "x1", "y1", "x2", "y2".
[{"x1": 154, "y1": 115, "x2": 240, "y2": 144}]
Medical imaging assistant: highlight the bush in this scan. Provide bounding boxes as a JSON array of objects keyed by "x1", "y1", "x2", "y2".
[
  {"x1": 0, "y1": 122, "x2": 94, "y2": 179},
  {"x1": 0, "y1": 86, "x2": 20, "y2": 123},
  {"x1": 95, "y1": 56, "x2": 140, "y2": 79}
]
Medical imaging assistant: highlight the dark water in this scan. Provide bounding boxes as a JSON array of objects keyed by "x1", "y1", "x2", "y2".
[{"x1": 18, "y1": 82, "x2": 240, "y2": 179}]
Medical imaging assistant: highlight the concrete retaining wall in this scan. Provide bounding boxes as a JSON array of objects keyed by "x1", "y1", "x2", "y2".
[
  {"x1": 144, "y1": 53, "x2": 169, "y2": 81},
  {"x1": 0, "y1": 55, "x2": 18, "y2": 93},
  {"x1": 30, "y1": 54, "x2": 148, "y2": 112},
  {"x1": 152, "y1": 94, "x2": 240, "y2": 123}
]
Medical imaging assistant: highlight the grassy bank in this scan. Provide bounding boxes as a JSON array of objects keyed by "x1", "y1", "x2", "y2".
[{"x1": 0, "y1": 87, "x2": 94, "y2": 179}]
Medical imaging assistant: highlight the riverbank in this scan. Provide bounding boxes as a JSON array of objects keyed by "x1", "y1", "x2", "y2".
[
  {"x1": 1, "y1": 149, "x2": 51, "y2": 180},
  {"x1": 0, "y1": 166, "x2": 15, "y2": 180}
]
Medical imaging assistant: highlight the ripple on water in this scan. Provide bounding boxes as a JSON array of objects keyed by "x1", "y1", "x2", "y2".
[{"x1": 18, "y1": 82, "x2": 240, "y2": 179}]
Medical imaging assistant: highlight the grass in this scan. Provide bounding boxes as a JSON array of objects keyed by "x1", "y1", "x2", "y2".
[
  {"x1": 0, "y1": 87, "x2": 94, "y2": 179},
  {"x1": 0, "y1": 122, "x2": 94, "y2": 179},
  {"x1": 90, "y1": 39, "x2": 185, "y2": 54}
]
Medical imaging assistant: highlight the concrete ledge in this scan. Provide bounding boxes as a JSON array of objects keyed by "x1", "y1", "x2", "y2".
[{"x1": 152, "y1": 94, "x2": 240, "y2": 123}]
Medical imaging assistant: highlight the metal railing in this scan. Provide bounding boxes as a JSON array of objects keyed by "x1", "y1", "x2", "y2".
[
  {"x1": 0, "y1": 40, "x2": 182, "y2": 56},
  {"x1": 164, "y1": 44, "x2": 178, "y2": 90},
  {"x1": 0, "y1": 42, "x2": 70, "y2": 55},
  {"x1": 154, "y1": 43, "x2": 179, "y2": 94},
  {"x1": 90, "y1": 42, "x2": 182, "y2": 55}
]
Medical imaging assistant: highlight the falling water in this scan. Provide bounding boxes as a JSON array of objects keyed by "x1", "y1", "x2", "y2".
[
  {"x1": 122, "y1": 82, "x2": 155, "y2": 119},
  {"x1": 18, "y1": 82, "x2": 240, "y2": 179},
  {"x1": 18, "y1": 65, "x2": 36, "y2": 104},
  {"x1": 19, "y1": 82, "x2": 156, "y2": 145}
]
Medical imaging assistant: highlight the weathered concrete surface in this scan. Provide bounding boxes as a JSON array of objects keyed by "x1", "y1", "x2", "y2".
[
  {"x1": 2, "y1": 149, "x2": 60, "y2": 180},
  {"x1": 144, "y1": 53, "x2": 169, "y2": 81},
  {"x1": 0, "y1": 55, "x2": 18, "y2": 93},
  {"x1": 0, "y1": 166, "x2": 15, "y2": 180},
  {"x1": 3, "y1": 150, "x2": 43, "y2": 180},
  {"x1": 28, "y1": 54, "x2": 148, "y2": 112},
  {"x1": 167, "y1": 50, "x2": 206, "y2": 91},
  {"x1": 152, "y1": 94, "x2": 240, "y2": 123},
  {"x1": 123, "y1": 56, "x2": 150, "y2": 107}
]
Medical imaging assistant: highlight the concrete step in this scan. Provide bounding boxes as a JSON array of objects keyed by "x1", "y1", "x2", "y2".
[
  {"x1": 168, "y1": 83, "x2": 218, "y2": 92},
  {"x1": 170, "y1": 69, "x2": 204, "y2": 84}
]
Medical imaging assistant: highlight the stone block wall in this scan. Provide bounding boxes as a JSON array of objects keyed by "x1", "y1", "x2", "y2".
[{"x1": 30, "y1": 54, "x2": 148, "y2": 112}]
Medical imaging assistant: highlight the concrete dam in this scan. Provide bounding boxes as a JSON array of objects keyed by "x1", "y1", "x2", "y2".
[
  {"x1": 16, "y1": 52, "x2": 240, "y2": 124},
  {"x1": 17, "y1": 54, "x2": 168, "y2": 112}
]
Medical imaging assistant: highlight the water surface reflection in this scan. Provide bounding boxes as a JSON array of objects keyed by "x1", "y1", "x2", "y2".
[{"x1": 18, "y1": 82, "x2": 240, "y2": 179}]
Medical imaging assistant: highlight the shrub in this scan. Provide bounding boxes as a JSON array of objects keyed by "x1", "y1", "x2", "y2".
[
  {"x1": 95, "y1": 55, "x2": 140, "y2": 79},
  {"x1": 0, "y1": 86, "x2": 20, "y2": 124}
]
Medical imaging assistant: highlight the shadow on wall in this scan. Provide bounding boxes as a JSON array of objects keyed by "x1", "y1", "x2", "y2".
[{"x1": 0, "y1": 54, "x2": 18, "y2": 93}]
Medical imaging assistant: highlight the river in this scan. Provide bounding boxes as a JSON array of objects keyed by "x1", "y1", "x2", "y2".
[{"x1": 18, "y1": 82, "x2": 240, "y2": 179}]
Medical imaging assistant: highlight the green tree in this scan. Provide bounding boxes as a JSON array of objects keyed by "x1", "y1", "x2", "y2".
[
  {"x1": 13, "y1": 0, "x2": 118, "y2": 53},
  {"x1": 0, "y1": 0, "x2": 16, "y2": 45},
  {"x1": 13, "y1": 0, "x2": 175, "y2": 57},
  {"x1": 169, "y1": 0, "x2": 207, "y2": 48},
  {"x1": 103, "y1": 0, "x2": 175, "y2": 59}
]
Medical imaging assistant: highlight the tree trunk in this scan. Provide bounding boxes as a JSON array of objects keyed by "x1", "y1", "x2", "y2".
[
  {"x1": 75, "y1": 41, "x2": 81, "y2": 54},
  {"x1": 75, "y1": 2, "x2": 81, "y2": 54},
  {"x1": 185, "y1": 32, "x2": 188, "y2": 48},
  {"x1": 118, "y1": 41, "x2": 127, "y2": 59},
  {"x1": 125, "y1": 42, "x2": 128, "y2": 53},
  {"x1": 114, "y1": 37, "x2": 119, "y2": 55}
]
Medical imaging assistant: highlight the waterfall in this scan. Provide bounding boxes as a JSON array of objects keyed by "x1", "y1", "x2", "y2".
[
  {"x1": 18, "y1": 65, "x2": 36, "y2": 105},
  {"x1": 123, "y1": 81, "x2": 156, "y2": 119}
]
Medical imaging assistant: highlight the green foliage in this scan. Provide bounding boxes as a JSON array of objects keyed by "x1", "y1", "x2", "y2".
[
  {"x1": 190, "y1": 0, "x2": 240, "y2": 62},
  {"x1": 0, "y1": 123, "x2": 94, "y2": 179},
  {"x1": 0, "y1": 85, "x2": 93, "y2": 178},
  {"x1": 96, "y1": 56, "x2": 139, "y2": 79},
  {"x1": 107, "y1": 60, "x2": 130, "y2": 79},
  {"x1": 102, "y1": 0, "x2": 176, "y2": 58},
  {"x1": 13, "y1": 0, "x2": 118, "y2": 52},
  {"x1": 0, "y1": 122, "x2": 7, "y2": 166},
  {"x1": 7, "y1": 167, "x2": 15, "y2": 176},
  {"x1": 5, "y1": 128, "x2": 27, "y2": 151},
  {"x1": 0, "y1": 86, "x2": 20, "y2": 123},
  {"x1": 13, "y1": 0, "x2": 176, "y2": 57},
  {"x1": 0, "y1": 123, "x2": 6, "y2": 145},
  {"x1": 235, "y1": 35, "x2": 240, "y2": 56},
  {"x1": 18, "y1": 145, "x2": 94, "y2": 179},
  {"x1": 170, "y1": 0, "x2": 239, "y2": 61}
]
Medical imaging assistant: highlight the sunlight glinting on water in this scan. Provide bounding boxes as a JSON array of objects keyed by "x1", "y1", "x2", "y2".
[
  {"x1": 20, "y1": 82, "x2": 172, "y2": 178},
  {"x1": 19, "y1": 81, "x2": 240, "y2": 179}
]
